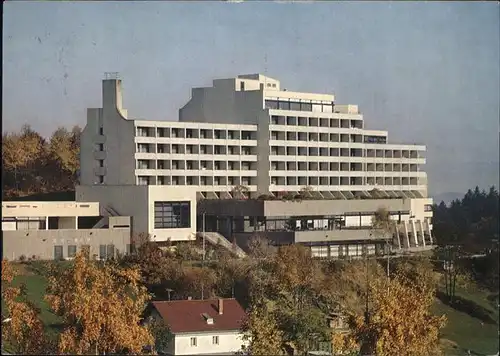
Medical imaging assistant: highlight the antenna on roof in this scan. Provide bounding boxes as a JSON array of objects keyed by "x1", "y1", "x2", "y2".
[{"x1": 104, "y1": 72, "x2": 120, "y2": 80}]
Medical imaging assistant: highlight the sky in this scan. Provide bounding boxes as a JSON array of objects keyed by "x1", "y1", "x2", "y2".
[{"x1": 3, "y1": 1, "x2": 499, "y2": 197}]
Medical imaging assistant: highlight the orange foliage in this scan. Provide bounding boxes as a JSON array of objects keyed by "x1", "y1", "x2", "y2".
[
  {"x1": 350, "y1": 272, "x2": 446, "y2": 356},
  {"x1": 1, "y1": 259, "x2": 48, "y2": 354},
  {"x1": 45, "y1": 252, "x2": 154, "y2": 354}
]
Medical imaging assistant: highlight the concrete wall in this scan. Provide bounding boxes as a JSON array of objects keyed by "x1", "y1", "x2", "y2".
[
  {"x1": 2, "y1": 201, "x2": 100, "y2": 218},
  {"x1": 173, "y1": 331, "x2": 246, "y2": 356},
  {"x1": 76, "y1": 185, "x2": 150, "y2": 235},
  {"x1": 76, "y1": 185, "x2": 197, "y2": 242},
  {"x1": 263, "y1": 199, "x2": 432, "y2": 217},
  {"x1": 2, "y1": 228, "x2": 130, "y2": 261},
  {"x1": 80, "y1": 78, "x2": 136, "y2": 186}
]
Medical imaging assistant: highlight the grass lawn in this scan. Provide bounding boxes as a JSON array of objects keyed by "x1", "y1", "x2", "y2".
[
  {"x1": 433, "y1": 282, "x2": 499, "y2": 355},
  {"x1": 2, "y1": 262, "x2": 63, "y2": 340}
]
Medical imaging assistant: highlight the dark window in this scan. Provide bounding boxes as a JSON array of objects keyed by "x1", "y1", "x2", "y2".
[
  {"x1": 265, "y1": 100, "x2": 278, "y2": 110},
  {"x1": 278, "y1": 100, "x2": 290, "y2": 110},
  {"x1": 106, "y1": 244, "x2": 115, "y2": 259},
  {"x1": 98, "y1": 143, "x2": 104, "y2": 151},
  {"x1": 301, "y1": 102, "x2": 312, "y2": 111},
  {"x1": 99, "y1": 127, "x2": 104, "y2": 135},
  {"x1": 290, "y1": 102, "x2": 301, "y2": 111},
  {"x1": 240, "y1": 82, "x2": 245, "y2": 91},
  {"x1": 154, "y1": 201, "x2": 191, "y2": 229},
  {"x1": 99, "y1": 245, "x2": 107, "y2": 260},
  {"x1": 68, "y1": 245, "x2": 77, "y2": 258},
  {"x1": 54, "y1": 245, "x2": 63, "y2": 260},
  {"x1": 99, "y1": 160, "x2": 104, "y2": 167},
  {"x1": 98, "y1": 176, "x2": 104, "y2": 184}
]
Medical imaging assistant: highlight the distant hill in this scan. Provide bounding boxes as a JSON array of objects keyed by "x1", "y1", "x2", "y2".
[{"x1": 432, "y1": 192, "x2": 463, "y2": 205}]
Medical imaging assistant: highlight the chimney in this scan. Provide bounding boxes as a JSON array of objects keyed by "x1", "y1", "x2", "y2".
[{"x1": 218, "y1": 299, "x2": 224, "y2": 315}]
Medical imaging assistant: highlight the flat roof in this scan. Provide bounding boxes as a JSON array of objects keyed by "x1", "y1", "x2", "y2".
[{"x1": 1, "y1": 201, "x2": 100, "y2": 218}]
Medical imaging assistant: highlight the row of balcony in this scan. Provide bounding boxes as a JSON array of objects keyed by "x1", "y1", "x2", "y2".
[
  {"x1": 269, "y1": 115, "x2": 363, "y2": 129},
  {"x1": 137, "y1": 127, "x2": 257, "y2": 140}
]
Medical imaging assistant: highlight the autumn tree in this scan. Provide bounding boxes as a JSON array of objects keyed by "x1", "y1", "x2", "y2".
[
  {"x1": 241, "y1": 303, "x2": 286, "y2": 356},
  {"x1": 45, "y1": 251, "x2": 153, "y2": 354},
  {"x1": 348, "y1": 272, "x2": 447, "y2": 356},
  {"x1": 1, "y1": 259, "x2": 49, "y2": 354},
  {"x1": 372, "y1": 207, "x2": 396, "y2": 276}
]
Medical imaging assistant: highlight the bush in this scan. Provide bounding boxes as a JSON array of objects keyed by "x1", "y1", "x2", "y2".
[{"x1": 19, "y1": 255, "x2": 26, "y2": 262}]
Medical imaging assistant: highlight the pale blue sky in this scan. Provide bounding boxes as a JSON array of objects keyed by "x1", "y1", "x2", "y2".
[{"x1": 3, "y1": 1, "x2": 499, "y2": 196}]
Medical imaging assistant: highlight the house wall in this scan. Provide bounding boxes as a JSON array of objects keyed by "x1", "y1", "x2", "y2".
[{"x1": 173, "y1": 331, "x2": 246, "y2": 356}]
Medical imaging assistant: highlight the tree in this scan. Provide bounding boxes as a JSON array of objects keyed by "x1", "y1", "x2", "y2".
[
  {"x1": 348, "y1": 272, "x2": 446, "y2": 356},
  {"x1": 45, "y1": 251, "x2": 154, "y2": 354},
  {"x1": 241, "y1": 303, "x2": 286, "y2": 356},
  {"x1": 372, "y1": 207, "x2": 396, "y2": 276},
  {"x1": 1, "y1": 259, "x2": 49, "y2": 354},
  {"x1": 148, "y1": 317, "x2": 173, "y2": 354},
  {"x1": 247, "y1": 233, "x2": 276, "y2": 259}
]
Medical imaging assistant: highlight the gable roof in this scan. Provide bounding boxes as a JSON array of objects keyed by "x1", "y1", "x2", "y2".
[{"x1": 151, "y1": 298, "x2": 246, "y2": 334}]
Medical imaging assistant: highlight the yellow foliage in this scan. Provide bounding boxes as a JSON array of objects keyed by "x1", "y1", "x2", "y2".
[
  {"x1": 349, "y1": 272, "x2": 446, "y2": 356},
  {"x1": 1, "y1": 259, "x2": 48, "y2": 354},
  {"x1": 331, "y1": 331, "x2": 359, "y2": 355},
  {"x1": 45, "y1": 251, "x2": 154, "y2": 354}
]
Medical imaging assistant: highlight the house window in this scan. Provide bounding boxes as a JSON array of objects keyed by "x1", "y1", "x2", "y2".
[
  {"x1": 68, "y1": 245, "x2": 77, "y2": 258},
  {"x1": 190, "y1": 337, "x2": 197, "y2": 347},
  {"x1": 212, "y1": 336, "x2": 219, "y2": 345},
  {"x1": 154, "y1": 201, "x2": 191, "y2": 229},
  {"x1": 106, "y1": 244, "x2": 115, "y2": 259},
  {"x1": 54, "y1": 245, "x2": 63, "y2": 260},
  {"x1": 98, "y1": 143, "x2": 104, "y2": 151},
  {"x1": 98, "y1": 175, "x2": 104, "y2": 184},
  {"x1": 99, "y1": 127, "x2": 104, "y2": 135}
]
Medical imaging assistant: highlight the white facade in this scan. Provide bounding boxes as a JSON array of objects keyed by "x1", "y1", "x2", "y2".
[
  {"x1": 75, "y1": 185, "x2": 197, "y2": 242},
  {"x1": 166, "y1": 331, "x2": 246, "y2": 356},
  {"x1": 79, "y1": 73, "x2": 429, "y2": 200}
]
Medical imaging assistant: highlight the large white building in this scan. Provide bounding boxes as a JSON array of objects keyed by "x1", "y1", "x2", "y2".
[
  {"x1": 77, "y1": 73, "x2": 433, "y2": 252},
  {"x1": 80, "y1": 73, "x2": 427, "y2": 200}
]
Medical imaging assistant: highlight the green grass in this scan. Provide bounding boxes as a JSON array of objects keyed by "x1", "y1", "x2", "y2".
[
  {"x1": 2, "y1": 262, "x2": 63, "y2": 340},
  {"x1": 432, "y1": 283, "x2": 499, "y2": 355}
]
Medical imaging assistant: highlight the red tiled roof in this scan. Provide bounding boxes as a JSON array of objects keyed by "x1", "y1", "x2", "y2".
[{"x1": 151, "y1": 298, "x2": 246, "y2": 334}]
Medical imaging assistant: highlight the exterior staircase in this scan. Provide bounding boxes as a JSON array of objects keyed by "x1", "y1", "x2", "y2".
[{"x1": 196, "y1": 232, "x2": 247, "y2": 258}]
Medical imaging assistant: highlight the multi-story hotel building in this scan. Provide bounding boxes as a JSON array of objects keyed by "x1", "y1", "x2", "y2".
[{"x1": 77, "y1": 73, "x2": 433, "y2": 255}]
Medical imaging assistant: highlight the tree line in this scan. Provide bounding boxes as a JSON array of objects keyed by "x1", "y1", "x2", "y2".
[
  {"x1": 432, "y1": 186, "x2": 499, "y2": 292},
  {"x1": 2, "y1": 125, "x2": 81, "y2": 199},
  {"x1": 2, "y1": 237, "x2": 447, "y2": 355}
]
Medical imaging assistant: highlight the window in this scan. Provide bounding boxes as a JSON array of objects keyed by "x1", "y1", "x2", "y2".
[
  {"x1": 424, "y1": 204, "x2": 433, "y2": 212},
  {"x1": 240, "y1": 81, "x2": 245, "y2": 91},
  {"x1": 290, "y1": 102, "x2": 301, "y2": 111},
  {"x1": 154, "y1": 201, "x2": 191, "y2": 229},
  {"x1": 190, "y1": 337, "x2": 197, "y2": 347},
  {"x1": 99, "y1": 160, "x2": 104, "y2": 167},
  {"x1": 54, "y1": 245, "x2": 63, "y2": 260},
  {"x1": 98, "y1": 143, "x2": 104, "y2": 151},
  {"x1": 99, "y1": 245, "x2": 106, "y2": 260},
  {"x1": 98, "y1": 176, "x2": 104, "y2": 184},
  {"x1": 212, "y1": 336, "x2": 219, "y2": 345},
  {"x1": 99, "y1": 127, "x2": 104, "y2": 135},
  {"x1": 278, "y1": 100, "x2": 290, "y2": 110},
  {"x1": 265, "y1": 100, "x2": 278, "y2": 110},
  {"x1": 68, "y1": 245, "x2": 77, "y2": 258},
  {"x1": 106, "y1": 244, "x2": 115, "y2": 259}
]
